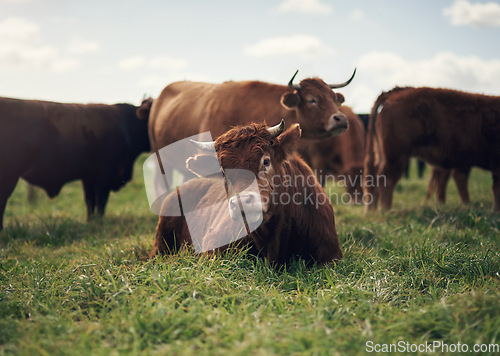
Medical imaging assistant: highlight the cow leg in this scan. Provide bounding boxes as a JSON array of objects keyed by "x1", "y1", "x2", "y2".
[
  {"x1": 96, "y1": 186, "x2": 110, "y2": 217},
  {"x1": 0, "y1": 176, "x2": 19, "y2": 231},
  {"x1": 492, "y1": 171, "x2": 500, "y2": 211},
  {"x1": 378, "y1": 157, "x2": 407, "y2": 210},
  {"x1": 452, "y1": 168, "x2": 471, "y2": 206},
  {"x1": 82, "y1": 180, "x2": 97, "y2": 221},
  {"x1": 425, "y1": 167, "x2": 437, "y2": 201},
  {"x1": 435, "y1": 168, "x2": 451, "y2": 204},
  {"x1": 151, "y1": 216, "x2": 188, "y2": 257},
  {"x1": 150, "y1": 190, "x2": 189, "y2": 257},
  {"x1": 426, "y1": 167, "x2": 450, "y2": 204},
  {"x1": 403, "y1": 160, "x2": 410, "y2": 179},
  {"x1": 363, "y1": 158, "x2": 379, "y2": 211},
  {"x1": 417, "y1": 160, "x2": 426, "y2": 179}
]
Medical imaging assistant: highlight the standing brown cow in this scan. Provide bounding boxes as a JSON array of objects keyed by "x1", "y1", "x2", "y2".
[
  {"x1": 148, "y1": 70, "x2": 355, "y2": 185},
  {"x1": 151, "y1": 121, "x2": 343, "y2": 266},
  {"x1": 299, "y1": 105, "x2": 365, "y2": 204},
  {"x1": 363, "y1": 87, "x2": 500, "y2": 211}
]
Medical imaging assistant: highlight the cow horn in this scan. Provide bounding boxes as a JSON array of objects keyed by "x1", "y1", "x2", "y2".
[
  {"x1": 189, "y1": 139, "x2": 215, "y2": 151},
  {"x1": 287, "y1": 70, "x2": 301, "y2": 90},
  {"x1": 329, "y1": 68, "x2": 357, "y2": 89},
  {"x1": 268, "y1": 120, "x2": 285, "y2": 138}
]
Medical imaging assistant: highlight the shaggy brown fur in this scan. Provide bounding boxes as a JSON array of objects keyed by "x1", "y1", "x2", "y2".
[
  {"x1": 151, "y1": 123, "x2": 342, "y2": 266},
  {"x1": 363, "y1": 87, "x2": 500, "y2": 211}
]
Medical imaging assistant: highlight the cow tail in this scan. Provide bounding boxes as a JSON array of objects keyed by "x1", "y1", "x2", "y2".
[{"x1": 363, "y1": 92, "x2": 385, "y2": 209}]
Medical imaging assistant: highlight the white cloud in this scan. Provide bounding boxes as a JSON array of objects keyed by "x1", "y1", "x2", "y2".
[
  {"x1": 0, "y1": 0, "x2": 34, "y2": 4},
  {"x1": 443, "y1": 0, "x2": 500, "y2": 27},
  {"x1": 276, "y1": 0, "x2": 333, "y2": 14},
  {"x1": 118, "y1": 55, "x2": 188, "y2": 71},
  {"x1": 0, "y1": 17, "x2": 79, "y2": 71},
  {"x1": 118, "y1": 56, "x2": 146, "y2": 70},
  {"x1": 348, "y1": 9, "x2": 365, "y2": 21},
  {"x1": 67, "y1": 38, "x2": 99, "y2": 54},
  {"x1": 343, "y1": 51, "x2": 500, "y2": 113},
  {"x1": 0, "y1": 17, "x2": 39, "y2": 43},
  {"x1": 243, "y1": 34, "x2": 333, "y2": 58},
  {"x1": 359, "y1": 51, "x2": 500, "y2": 91},
  {"x1": 149, "y1": 56, "x2": 188, "y2": 71}
]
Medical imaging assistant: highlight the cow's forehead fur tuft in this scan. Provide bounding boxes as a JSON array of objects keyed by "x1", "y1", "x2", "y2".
[
  {"x1": 214, "y1": 123, "x2": 276, "y2": 171},
  {"x1": 298, "y1": 78, "x2": 335, "y2": 100}
]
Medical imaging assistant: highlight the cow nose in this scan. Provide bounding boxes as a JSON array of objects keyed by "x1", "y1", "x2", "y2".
[
  {"x1": 228, "y1": 192, "x2": 261, "y2": 221},
  {"x1": 244, "y1": 194, "x2": 254, "y2": 205},
  {"x1": 326, "y1": 113, "x2": 348, "y2": 134}
]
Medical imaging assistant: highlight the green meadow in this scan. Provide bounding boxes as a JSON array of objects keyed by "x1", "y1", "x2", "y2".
[{"x1": 1, "y1": 156, "x2": 499, "y2": 355}]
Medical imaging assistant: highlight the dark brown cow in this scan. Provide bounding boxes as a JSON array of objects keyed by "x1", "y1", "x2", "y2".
[
  {"x1": 299, "y1": 105, "x2": 365, "y2": 204},
  {"x1": 150, "y1": 122, "x2": 342, "y2": 266},
  {"x1": 0, "y1": 97, "x2": 152, "y2": 230},
  {"x1": 363, "y1": 86, "x2": 500, "y2": 211},
  {"x1": 148, "y1": 70, "x2": 355, "y2": 182}
]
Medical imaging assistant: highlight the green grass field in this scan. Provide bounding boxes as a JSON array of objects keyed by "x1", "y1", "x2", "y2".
[{"x1": 1, "y1": 156, "x2": 499, "y2": 355}]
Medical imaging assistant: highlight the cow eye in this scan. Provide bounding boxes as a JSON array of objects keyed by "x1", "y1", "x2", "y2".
[
  {"x1": 308, "y1": 98, "x2": 317, "y2": 105},
  {"x1": 261, "y1": 155, "x2": 271, "y2": 169}
]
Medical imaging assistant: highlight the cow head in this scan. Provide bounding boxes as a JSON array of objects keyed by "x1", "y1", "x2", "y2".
[
  {"x1": 187, "y1": 120, "x2": 301, "y2": 224},
  {"x1": 280, "y1": 69, "x2": 355, "y2": 139}
]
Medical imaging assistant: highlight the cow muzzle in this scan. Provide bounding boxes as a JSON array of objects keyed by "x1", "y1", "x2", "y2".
[
  {"x1": 228, "y1": 191, "x2": 263, "y2": 223},
  {"x1": 326, "y1": 113, "x2": 348, "y2": 136}
]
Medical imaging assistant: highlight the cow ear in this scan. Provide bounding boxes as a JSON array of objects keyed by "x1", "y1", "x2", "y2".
[
  {"x1": 136, "y1": 98, "x2": 153, "y2": 120},
  {"x1": 335, "y1": 92, "x2": 345, "y2": 106},
  {"x1": 281, "y1": 92, "x2": 301, "y2": 109},
  {"x1": 277, "y1": 124, "x2": 301, "y2": 157},
  {"x1": 186, "y1": 154, "x2": 220, "y2": 177}
]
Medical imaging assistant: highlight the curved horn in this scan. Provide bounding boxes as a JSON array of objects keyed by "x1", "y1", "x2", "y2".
[
  {"x1": 329, "y1": 68, "x2": 357, "y2": 89},
  {"x1": 268, "y1": 120, "x2": 285, "y2": 138},
  {"x1": 287, "y1": 70, "x2": 301, "y2": 90},
  {"x1": 189, "y1": 139, "x2": 215, "y2": 151}
]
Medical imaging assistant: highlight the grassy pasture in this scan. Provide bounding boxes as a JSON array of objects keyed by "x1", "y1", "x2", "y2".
[{"x1": 1, "y1": 156, "x2": 499, "y2": 355}]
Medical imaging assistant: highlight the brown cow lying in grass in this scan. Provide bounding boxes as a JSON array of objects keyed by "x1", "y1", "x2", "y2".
[{"x1": 150, "y1": 121, "x2": 343, "y2": 266}]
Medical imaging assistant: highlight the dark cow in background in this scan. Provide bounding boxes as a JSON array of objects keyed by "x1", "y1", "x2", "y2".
[
  {"x1": 0, "y1": 97, "x2": 152, "y2": 230},
  {"x1": 299, "y1": 105, "x2": 365, "y2": 204},
  {"x1": 363, "y1": 86, "x2": 500, "y2": 211},
  {"x1": 358, "y1": 113, "x2": 370, "y2": 130},
  {"x1": 151, "y1": 122, "x2": 343, "y2": 266},
  {"x1": 148, "y1": 70, "x2": 355, "y2": 184}
]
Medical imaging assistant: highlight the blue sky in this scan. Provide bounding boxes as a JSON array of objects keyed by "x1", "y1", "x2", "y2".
[{"x1": 1, "y1": 0, "x2": 499, "y2": 112}]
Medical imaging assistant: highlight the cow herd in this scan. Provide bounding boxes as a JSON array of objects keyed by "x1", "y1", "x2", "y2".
[{"x1": 1, "y1": 69, "x2": 499, "y2": 266}]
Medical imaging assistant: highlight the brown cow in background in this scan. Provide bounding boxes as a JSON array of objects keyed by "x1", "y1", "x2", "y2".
[
  {"x1": 0, "y1": 97, "x2": 152, "y2": 230},
  {"x1": 299, "y1": 105, "x2": 365, "y2": 204},
  {"x1": 151, "y1": 122, "x2": 342, "y2": 266},
  {"x1": 363, "y1": 86, "x2": 500, "y2": 211},
  {"x1": 148, "y1": 70, "x2": 355, "y2": 185}
]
